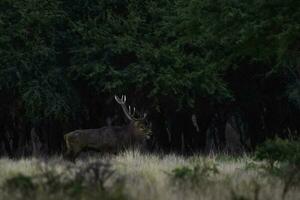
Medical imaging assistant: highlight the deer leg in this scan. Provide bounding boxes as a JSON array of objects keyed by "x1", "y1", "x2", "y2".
[
  {"x1": 69, "y1": 145, "x2": 82, "y2": 161},
  {"x1": 63, "y1": 143, "x2": 80, "y2": 161},
  {"x1": 63, "y1": 148, "x2": 74, "y2": 160}
]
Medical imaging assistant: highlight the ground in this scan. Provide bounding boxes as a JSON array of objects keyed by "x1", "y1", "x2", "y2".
[{"x1": 0, "y1": 151, "x2": 299, "y2": 200}]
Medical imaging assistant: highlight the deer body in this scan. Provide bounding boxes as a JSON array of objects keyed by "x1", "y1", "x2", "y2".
[{"x1": 64, "y1": 96, "x2": 150, "y2": 160}]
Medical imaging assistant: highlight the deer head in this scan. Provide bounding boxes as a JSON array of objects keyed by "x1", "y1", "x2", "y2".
[{"x1": 115, "y1": 95, "x2": 151, "y2": 139}]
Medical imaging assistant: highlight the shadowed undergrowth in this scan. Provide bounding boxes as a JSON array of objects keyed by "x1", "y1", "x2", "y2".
[{"x1": 0, "y1": 151, "x2": 299, "y2": 200}]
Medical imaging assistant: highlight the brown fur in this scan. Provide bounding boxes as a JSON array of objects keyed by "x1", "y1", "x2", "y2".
[
  {"x1": 64, "y1": 120, "x2": 150, "y2": 160},
  {"x1": 64, "y1": 95, "x2": 151, "y2": 160}
]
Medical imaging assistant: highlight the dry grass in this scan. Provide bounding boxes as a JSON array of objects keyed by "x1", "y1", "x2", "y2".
[{"x1": 0, "y1": 151, "x2": 299, "y2": 200}]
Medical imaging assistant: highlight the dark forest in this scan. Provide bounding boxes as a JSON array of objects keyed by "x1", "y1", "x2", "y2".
[{"x1": 0, "y1": 0, "x2": 300, "y2": 157}]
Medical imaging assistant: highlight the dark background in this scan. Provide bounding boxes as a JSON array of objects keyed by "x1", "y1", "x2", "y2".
[{"x1": 0, "y1": 0, "x2": 299, "y2": 157}]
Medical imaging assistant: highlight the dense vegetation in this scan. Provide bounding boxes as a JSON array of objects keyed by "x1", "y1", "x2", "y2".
[
  {"x1": 0, "y1": 0, "x2": 299, "y2": 156},
  {"x1": 0, "y1": 150, "x2": 300, "y2": 200}
]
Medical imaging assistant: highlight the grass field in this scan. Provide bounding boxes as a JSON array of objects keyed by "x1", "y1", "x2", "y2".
[{"x1": 0, "y1": 151, "x2": 299, "y2": 200}]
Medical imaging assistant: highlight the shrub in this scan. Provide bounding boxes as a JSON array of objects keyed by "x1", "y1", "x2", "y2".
[
  {"x1": 169, "y1": 161, "x2": 218, "y2": 188},
  {"x1": 1, "y1": 161, "x2": 126, "y2": 200},
  {"x1": 255, "y1": 138, "x2": 300, "y2": 199},
  {"x1": 255, "y1": 137, "x2": 300, "y2": 167},
  {"x1": 3, "y1": 174, "x2": 35, "y2": 195}
]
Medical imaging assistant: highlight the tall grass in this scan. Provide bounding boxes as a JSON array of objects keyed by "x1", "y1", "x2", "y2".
[{"x1": 0, "y1": 151, "x2": 299, "y2": 200}]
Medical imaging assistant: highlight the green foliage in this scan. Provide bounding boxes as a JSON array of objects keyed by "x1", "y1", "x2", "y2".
[
  {"x1": 0, "y1": 0, "x2": 300, "y2": 154},
  {"x1": 1, "y1": 161, "x2": 126, "y2": 200},
  {"x1": 255, "y1": 138, "x2": 300, "y2": 198},
  {"x1": 287, "y1": 79, "x2": 300, "y2": 109},
  {"x1": 0, "y1": 0, "x2": 78, "y2": 122},
  {"x1": 255, "y1": 138, "x2": 300, "y2": 166},
  {"x1": 170, "y1": 161, "x2": 218, "y2": 187},
  {"x1": 3, "y1": 174, "x2": 35, "y2": 195}
]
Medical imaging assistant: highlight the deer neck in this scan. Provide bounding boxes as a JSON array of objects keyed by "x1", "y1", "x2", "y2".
[
  {"x1": 127, "y1": 121, "x2": 135, "y2": 134},
  {"x1": 127, "y1": 121, "x2": 141, "y2": 137}
]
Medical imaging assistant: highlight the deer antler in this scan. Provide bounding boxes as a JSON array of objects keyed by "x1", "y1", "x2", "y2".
[{"x1": 115, "y1": 95, "x2": 147, "y2": 121}]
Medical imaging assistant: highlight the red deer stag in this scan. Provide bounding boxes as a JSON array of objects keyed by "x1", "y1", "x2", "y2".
[{"x1": 64, "y1": 95, "x2": 151, "y2": 160}]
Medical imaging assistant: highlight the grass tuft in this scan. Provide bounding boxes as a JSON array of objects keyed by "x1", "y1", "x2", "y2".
[{"x1": 0, "y1": 150, "x2": 299, "y2": 200}]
